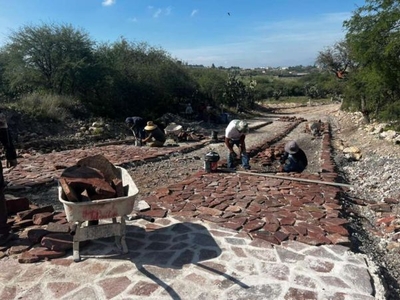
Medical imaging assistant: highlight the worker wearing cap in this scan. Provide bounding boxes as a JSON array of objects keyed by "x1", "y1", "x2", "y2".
[
  {"x1": 125, "y1": 116, "x2": 146, "y2": 146},
  {"x1": 280, "y1": 140, "x2": 308, "y2": 172},
  {"x1": 224, "y1": 119, "x2": 250, "y2": 170},
  {"x1": 142, "y1": 121, "x2": 166, "y2": 147},
  {"x1": 0, "y1": 113, "x2": 17, "y2": 245}
]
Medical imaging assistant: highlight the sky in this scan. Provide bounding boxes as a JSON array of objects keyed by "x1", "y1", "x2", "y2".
[{"x1": 0, "y1": 0, "x2": 366, "y2": 69}]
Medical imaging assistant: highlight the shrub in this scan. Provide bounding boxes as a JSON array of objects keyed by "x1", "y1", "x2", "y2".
[{"x1": 17, "y1": 93, "x2": 78, "y2": 122}]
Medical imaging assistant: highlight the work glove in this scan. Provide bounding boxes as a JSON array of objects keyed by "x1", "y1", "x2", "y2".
[{"x1": 6, "y1": 159, "x2": 17, "y2": 168}]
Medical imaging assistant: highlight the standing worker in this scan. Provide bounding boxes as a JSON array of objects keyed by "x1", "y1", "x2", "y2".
[
  {"x1": 224, "y1": 119, "x2": 251, "y2": 170},
  {"x1": 142, "y1": 121, "x2": 166, "y2": 147},
  {"x1": 0, "y1": 113, "x2": 17, "y2": 245},
  {"x1": 125, "y1": 116, "x2": 147, "y2": 146}
]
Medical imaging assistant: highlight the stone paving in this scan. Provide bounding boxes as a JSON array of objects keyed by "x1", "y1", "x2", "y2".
[
  {"x1": 0, "y1": 218, "x2": 379, "y2": 300},
  {"x1": 0, "y1": 119, "x2": 386, "y2": 299}
]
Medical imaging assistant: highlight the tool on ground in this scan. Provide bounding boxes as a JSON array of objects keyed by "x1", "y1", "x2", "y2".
[{"x1": 127, "y1": 214, "x2": 155, "y2": 223}]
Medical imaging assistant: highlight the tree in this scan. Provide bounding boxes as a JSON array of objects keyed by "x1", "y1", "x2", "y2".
[
  {"x1": 223, "y1": 73, "x2": 249, "y2": 111},
  {"x1": 342, "y1": 0, "x2": 400, "y2": 120},
  {"x1": 189, "y1": 68, "x2": 226, "y2": 107},
  {"x1": 2, "y1": 23, "x2": 95, "y2": 96},
  {"x1": 316, "y1": 40, "x2": 355, "y2": 79},
  {"x1": 93, "y1": 38, "x2": 197, "y2": 118}
]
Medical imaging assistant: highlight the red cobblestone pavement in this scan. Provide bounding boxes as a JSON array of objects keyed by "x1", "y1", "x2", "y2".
[
  {"x1": 4, "y1": 120, "x2": 347, "y2": 247},
  {"x1": 5, "y1": 140, "x2": 209, "y2": 189},
  {"x1": 142, "y1": 122, "x2": 351, "y2": 247}
]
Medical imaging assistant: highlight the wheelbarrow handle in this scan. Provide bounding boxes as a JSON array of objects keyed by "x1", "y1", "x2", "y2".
[{"x1": 128, "y1": 214, "x2": 155, "y2": 223}]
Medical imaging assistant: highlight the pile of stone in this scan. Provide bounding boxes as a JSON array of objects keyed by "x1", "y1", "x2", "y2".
[
  {"x1": 59, "y1": 154, "x2": 124, "y2": 202},
  {"x1": 1, "y1": 194, "x2": 74, "y2": 263}
]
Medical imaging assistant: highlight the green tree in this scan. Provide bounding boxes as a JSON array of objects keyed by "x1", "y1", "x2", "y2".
[
  {"x1": 93, "y1": 38, "x2": 197, "y2": 118},
  {"x1": 189, "y1": 67, "x2": 227, "y2": 107},
  {"x1": 2, "y1": 23, "x2": 95, "y2": 96},
  {"x1": 343, "y1": 0, "x2": 400, "y2": 120}
]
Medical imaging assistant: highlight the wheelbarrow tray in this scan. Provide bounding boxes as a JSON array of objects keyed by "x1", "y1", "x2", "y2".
[{"x1": 58, "y1": 166, "x2": 139, "y2": 223}]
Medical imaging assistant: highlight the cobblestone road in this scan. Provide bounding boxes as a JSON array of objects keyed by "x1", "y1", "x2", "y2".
[{"x1": 0, "y1": 116, "x2": 387, "y2": 299}]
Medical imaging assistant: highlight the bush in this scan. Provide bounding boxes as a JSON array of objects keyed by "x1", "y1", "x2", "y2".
[
  {"x1": 16, "y1": 93, "x2": 78, "y2": 122},
  {"x1": 378, "y1": 101, "x2": 400, "y2": 123}
]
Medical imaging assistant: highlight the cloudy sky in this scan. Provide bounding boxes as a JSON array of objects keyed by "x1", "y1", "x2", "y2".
[{"x1": 0, "y1": 0, "x2": 365, "y2": 68}]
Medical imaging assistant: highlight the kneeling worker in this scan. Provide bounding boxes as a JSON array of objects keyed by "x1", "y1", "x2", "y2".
[
  {"x1": 142, "y1": 121, "x2": 166, "y2": 147},
  {"x1": 280, "y1": 140, "x2": 308, "y2": 173}
]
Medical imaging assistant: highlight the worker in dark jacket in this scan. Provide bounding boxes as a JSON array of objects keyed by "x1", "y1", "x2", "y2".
[
  {"x1": 0, "y1": 113, "x2": 17, "y2": 245},
  {"x1": 280, "y1": 140, "x2": 308, "y2": 173},
  {"x1": 125, "y1": 116, "x2": 147, "y2": 146}
]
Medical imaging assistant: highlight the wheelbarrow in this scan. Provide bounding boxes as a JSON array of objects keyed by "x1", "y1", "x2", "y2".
[
  {"x1": 58, "y1": 166, "x2": 139, "y2": 262},
  {"x1": 164, "y1": 122, "x2": 183, "y2": 143}
]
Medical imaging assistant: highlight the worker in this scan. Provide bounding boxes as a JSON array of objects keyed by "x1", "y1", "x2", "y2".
[
  {"x1": 185, "y1": 103, "x2": 194, "y2": 119},
  {"x1": 142, "y1": 121, "x2": 166, "y2": 147},
  {"x1": 280, "y1": 140, "x2": 308, "y2": 173},
  {"x1": 0, "y1": 113, "x2": 17, "y2": 245},
  {"x1": 224, "y1": 119, "x2": 250, "y2": 170},
  {"x1": 125, "y1": 116, "x2": 146, "y2": 146}
]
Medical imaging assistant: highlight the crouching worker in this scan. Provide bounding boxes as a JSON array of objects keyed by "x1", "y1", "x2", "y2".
[
  {"x1": 280, "y1": 140, "x2": 308, "y2": 173},
  {"x1": 224, "y1": 119, "x2": 250, "y2": 170},
  {"x1": 142, "y1": 121, "x2": 166, "y2": 147},
  {"x1": 125, "y1": 116, "x2": 146, "y2": 146}
]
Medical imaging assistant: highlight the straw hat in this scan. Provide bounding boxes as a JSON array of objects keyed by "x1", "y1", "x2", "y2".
[
  {"x1": 285, "y1": 140, "x2": 299, "y2": 154},
  {"x1": 144, "y1": 121, "x2": 157, "y2": 131}
]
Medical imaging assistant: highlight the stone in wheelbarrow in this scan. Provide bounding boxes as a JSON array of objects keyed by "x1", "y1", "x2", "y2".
[
  {"x1": 76, "y1": 154, "x2": 119, "y2": 183},
  {"x1": 59, "y1": 165, "x2": 116, "y2": 202}
]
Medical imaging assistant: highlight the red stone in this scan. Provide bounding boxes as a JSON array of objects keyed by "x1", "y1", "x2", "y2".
[
  {"x1": 16, "y1": 205, "x2": 54, "y2": 222},
  {"x1": 144, "y1": 208, "x2": 168, "y2": 218},
  {"x1": 263, "y1": 223, "x2": 280, "y2": 232},
  {"x1": 5, "y1": 196, "x2": 30, "y2": 214},
  {"x1": 18, "y1": 251, "x2": 40, "y2": 263},
  {"x1": 41, "y1": 233, "x2": 73, "y2": 251},
  {"x1": 47, "y1": 222, "x2": 71, "y2": 233},
  {"x1": 251, "y1": 231, "x2": 279, "y2": 244},
  {"x1": 243, "y1": 219, "x2": 266, "y2": 232},
  {"x1": 222, "y1": 222, "x2": 244, "y2": 231},
  {"x1": 376, "y1": 216, "x2": 396, "y2": 226},
  {"x1": 274, "y1": 231, "x2": 289, "y2": 243},
  {"x1": 27, "y1": 229, "x2": 49, "y2": 243},
  {"x1": 322, "y1": 225, "x2": 349, "y2": 236},
  {"x1": 326, "y1": 233, "x2": 350, "y2": 246},
  {"x1": 33, "y1": 212, "x2": 54, "y2": 225},
  {"x1": 24, "y1": 247, "x2": 66, "y2": 260}
]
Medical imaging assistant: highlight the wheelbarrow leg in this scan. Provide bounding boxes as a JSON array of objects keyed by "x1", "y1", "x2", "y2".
[
  {"x1": 114, "y1": 217, "x2": 128, "y2": 253},
  {"x1": 73, "y1": 222, "x2": 82, "y2": 262}
]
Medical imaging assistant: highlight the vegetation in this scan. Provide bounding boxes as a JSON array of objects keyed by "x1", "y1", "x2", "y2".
[
  {"x1": 317, "y1": 0, "x2": 400, "y2": 122},
  {"x1": 0, "y1": 22, "x2": 323, "y2": 123},
  {"x1": 1, "y1": 0, "x2": 399, "y2": 125}
]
